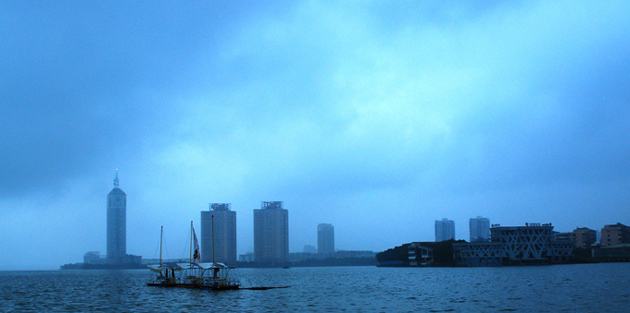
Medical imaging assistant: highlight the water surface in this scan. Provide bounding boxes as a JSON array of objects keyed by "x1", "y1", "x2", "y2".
[{"x1": 2, "y1": 263, "x2": 629, "y2": 312}]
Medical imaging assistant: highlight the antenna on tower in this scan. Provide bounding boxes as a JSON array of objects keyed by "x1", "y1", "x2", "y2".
[{"x1": 114, "y1": 170, "x2": 120, "y2": 188}]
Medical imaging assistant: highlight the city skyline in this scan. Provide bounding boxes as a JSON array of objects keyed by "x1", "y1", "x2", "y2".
[
  {"x1": 70, "y1": 174, "x2": 630, "y2": 267},
  {"x1": 3, "y1": 1, "x2": 630, "y2": 270}
]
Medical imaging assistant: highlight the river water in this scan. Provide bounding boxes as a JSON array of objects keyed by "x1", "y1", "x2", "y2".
[{"x1": 2, "y1": 263, "x2": 629, "y2": 312}]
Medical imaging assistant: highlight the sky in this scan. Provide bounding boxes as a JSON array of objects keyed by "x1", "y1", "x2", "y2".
[{"x1": 2, "y1": 0, "x2": 630, "y2": 270}]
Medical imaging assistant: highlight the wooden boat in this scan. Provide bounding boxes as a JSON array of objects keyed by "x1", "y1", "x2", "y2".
[{"x1": 147, "y1": 220, "x2": 240, "y2": 290}]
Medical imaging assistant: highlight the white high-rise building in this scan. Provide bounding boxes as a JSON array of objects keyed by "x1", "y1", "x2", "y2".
[
  {"x1": 435, "y1": 218, "x2": 455, "y2": 242},
  {"x1": 254, "y1": 201, "x2": 289, "y2": 264},
  {"x1": 469, "y1": 216, "x2": 490, "y2": 242},
  {"x1": 201, "y1": 203, "x2": 237, "y2": 265},
  {"x1": 107, "y1": 172, "x2": 126, "y2": 263},
  {"x1": 317, "y1": 223, "x2": 335, "y2": 255}
]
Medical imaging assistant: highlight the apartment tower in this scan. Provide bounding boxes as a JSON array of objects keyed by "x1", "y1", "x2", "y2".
[
  {"x1": 254, "y1": 201, "x2": 289, "y2": 264},
  {"x1": 435, "y1": 218, "x2": 455, "y2": 242},
  {"x1": 469, "y1": 216, "x2": 490, "y2": 242},
  {"x1": 317, "y1": 223, "x2": 335, "y2": 255},
  {"x1": 201, "y1": 203, "x2": 237, "y2": 265}
]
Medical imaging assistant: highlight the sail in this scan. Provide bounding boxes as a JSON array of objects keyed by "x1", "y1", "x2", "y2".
[
  {"x1": 148, "y1": 264, "x2": 170, "y2": 272},
  {"x1": 198, "y1": 262, "x2": 227, "y2": 269}
]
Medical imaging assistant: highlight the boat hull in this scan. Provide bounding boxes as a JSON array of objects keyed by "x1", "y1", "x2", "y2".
[{"x1": 146, "y1": 282, "x2": 240, "y2": 290}]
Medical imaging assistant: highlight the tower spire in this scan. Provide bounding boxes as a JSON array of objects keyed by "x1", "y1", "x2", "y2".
[{"x1": 114, "y1": 170, "x2": 119, "y2": 188}]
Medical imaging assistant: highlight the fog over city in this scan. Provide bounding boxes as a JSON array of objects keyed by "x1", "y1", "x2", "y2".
[{"x1": 2, "y1": 1, "x2": 630, "y2": 270}]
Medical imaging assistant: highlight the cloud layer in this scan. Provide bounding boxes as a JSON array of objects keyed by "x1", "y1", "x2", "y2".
[{"x1": 2, "y1": 1, "x2": 630, "y2": 269}]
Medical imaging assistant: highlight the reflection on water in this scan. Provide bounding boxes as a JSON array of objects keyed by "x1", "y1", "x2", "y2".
[{"x1": 2, "y1": 263, "x2": 629, "y2": 312}]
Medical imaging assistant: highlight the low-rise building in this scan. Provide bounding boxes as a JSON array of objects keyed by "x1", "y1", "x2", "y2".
[
  {"x1": 601, "y1": 223, "x2": 630, "y2": 246},
  {"x1": 554, "y1": 227, "x2": 596, "y2": 248},
  {"x1": 573, "y1": 227, "x2": 597, "y2": 248},
  {"x1": 408, "y1": 243, "x2": 433, "y2": 266},
  {"x1": 453, "y1": 223, "x2": 574, "y2": 266}
]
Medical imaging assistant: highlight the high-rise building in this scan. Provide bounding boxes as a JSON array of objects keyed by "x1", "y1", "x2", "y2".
[
  {"x1": 201, "y1": 203, "x2": 237, "y2": 265},
  {"x1": 469, "y1": 216, "x2": 490, "y2": 242},
  {"x1": 317, "y1": 223, "x2": 335, "y2": 255},
  {"x1": 435, "y1": 218, "x2": 455, "y2": 242},
  {"x1": 254, "y1": 201, "x2": 289, "y2": 264},
  {"x1": 107, "y1": 172, "x2": 126, "y2": 264}
]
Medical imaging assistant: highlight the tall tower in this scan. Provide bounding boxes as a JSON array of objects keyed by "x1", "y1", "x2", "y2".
[
  {"x1": 254, "y1": 201, "x2": 289, "y2": 264},
  {"x1": 435, "y1": 218, "x2": 455, "y2": 242},
  {"x1": 469, "y1": 216, "x2": 490, "y2": 242},
  {"x1": 201, "y1": 203, "x2": 237, "y2": 265},
  {"x1": 107, "y1": 171, "x2": 126, "y2": 263},
  {"x1": 317, "y1": 223, "x2": 335, "y2": 255}
]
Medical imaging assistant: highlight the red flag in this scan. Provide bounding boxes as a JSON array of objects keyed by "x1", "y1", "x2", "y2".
[{"x1": 193, "y1": 226, "x2": 201, "y2": 262}]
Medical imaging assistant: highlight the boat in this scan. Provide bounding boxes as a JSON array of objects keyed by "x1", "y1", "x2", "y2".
[
  {"x1": 147, "y1": 220, "x2": 240, "y2": 290},
  {"x1": 146, "y1": 226, "x2": 179, "y2": 287}
]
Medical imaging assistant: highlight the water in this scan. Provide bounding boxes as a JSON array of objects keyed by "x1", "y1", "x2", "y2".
[{"x1": 2, "y1": 263, "x2": 629, "y2": 312}]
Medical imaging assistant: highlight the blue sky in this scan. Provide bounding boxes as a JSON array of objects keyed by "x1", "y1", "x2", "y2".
[{"x1": 2, "y1": 1, "x2": 630, "y2": 270}]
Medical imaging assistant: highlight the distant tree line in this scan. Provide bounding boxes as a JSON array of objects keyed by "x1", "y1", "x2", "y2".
[{"x1": 376, "y1": 239, "x2": 467, "y2": 267}]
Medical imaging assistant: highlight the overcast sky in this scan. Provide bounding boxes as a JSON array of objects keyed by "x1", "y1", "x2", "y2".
[{"x1": 2, "y1": 1, "x2": 630, "y2": 270}]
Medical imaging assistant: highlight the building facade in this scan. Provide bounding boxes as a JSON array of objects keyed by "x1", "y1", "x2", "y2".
[
  {"x1": 554, "y1": 227, "x2": 597, "y2": 248},
  {"x1": 573, "y1": 227, "x2": 597, "y2": 248},
  {"x1": 435, "y1": 218, "x2": 455, "y2": 242},
  {"x1": 254, "y1": 201, "x2": 289, "y2": 264},
  {"x1": 469, "y1": 216, "x2": 490, "y2": 242},
  {"x1": 107, "y1": 172, "x2": 126, "y2": 264},
  {"x1": 201, "y1": 203, "x2": 237, "y2": 265},
  {"x1": 317, "y1": 223, "x2": 335, "y2": 255},
  {"x1": 453, "y1": 223, "x2": 574, "y2": 266},
  {"x1": 601, "y1": 223, "x2": 630, "y2": 246}
]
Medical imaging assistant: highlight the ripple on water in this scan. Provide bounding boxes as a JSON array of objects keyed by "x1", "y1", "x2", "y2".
[{"x1": 1, "y1": 264, "x2": 630, "y2": 312}]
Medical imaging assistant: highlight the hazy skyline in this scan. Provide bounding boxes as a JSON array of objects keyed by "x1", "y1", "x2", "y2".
[{"x1": 2, "y1": 1, "x2": 630, "y2": 270}]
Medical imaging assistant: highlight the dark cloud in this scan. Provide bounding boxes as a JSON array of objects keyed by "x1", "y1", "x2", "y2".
[
  {"x1": 1, "y1": 1, "x2": 221, "y2": 197},
  {"x1": 2, "y1": 1, "x2": 630, "y2": 270}
]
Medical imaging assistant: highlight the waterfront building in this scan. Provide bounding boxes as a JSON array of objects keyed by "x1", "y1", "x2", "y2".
[
  {"x1": 317, "y1": 223, "x2": 335, "y2": 255},
  {"x1": 201, "y1": 203, "x2": 237, "y2": 265},
  {"x1": 554, "y1": 232, "x2": 572, "y2": 242},
  {"x1": 574, "y1": 227, "x2": 597, "y2": 248},
  {"x1": 601, "y1": 223, "x2": 630, "y2": 246},
  {"x1": 469, "y1": 216, "x2": 490, "y2": 242},
  {"x1": 304, "y1": 244, "x2": 317, "y2": 254},
  {"x1": 254, "y1": 201, "x2": 289, "y2": 264},
  {"x1": 83, "y1": 251, "x2": 106, "y2": 265},
  {"x1": 592, "y1": 243, "x2": 630, "y2": 261},
  {"x1": 239, "y1": 252, "x2": 254, "y2": 263},
  {"x1": 407, "y1": 243, "x2": 434, "y2": 266},
  {"x1": 554, "y1": 227, "x2": 597, "y2": 248},
  {"x1": 107, "y1": 172, "x2": 126, "y2": 264},
  {"x1": 435, "y1": 218, "x2": 455, "y2": 242},
  {"x1": 453, "y1": 223, "x2": 574, "y2": 266}
]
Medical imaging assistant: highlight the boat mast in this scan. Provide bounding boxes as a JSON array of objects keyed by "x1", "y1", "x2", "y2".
[
  {"x1": 212, "y1": 215, "x2": 215, "y2": 265},
  {"x1": 190, "y1": 221, "x2": 193, "y2": 264},
  {"x1": 159, "y1": 225, "x2": 163, "y2": 267}
]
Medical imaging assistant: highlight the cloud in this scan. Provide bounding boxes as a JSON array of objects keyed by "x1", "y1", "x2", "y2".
[
  {"x1": 164, "y1": 0, "x2": 630, "y2": 198},
  {"x1": 2, "y1": 0, "x2": 630, "y2": 269}
]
